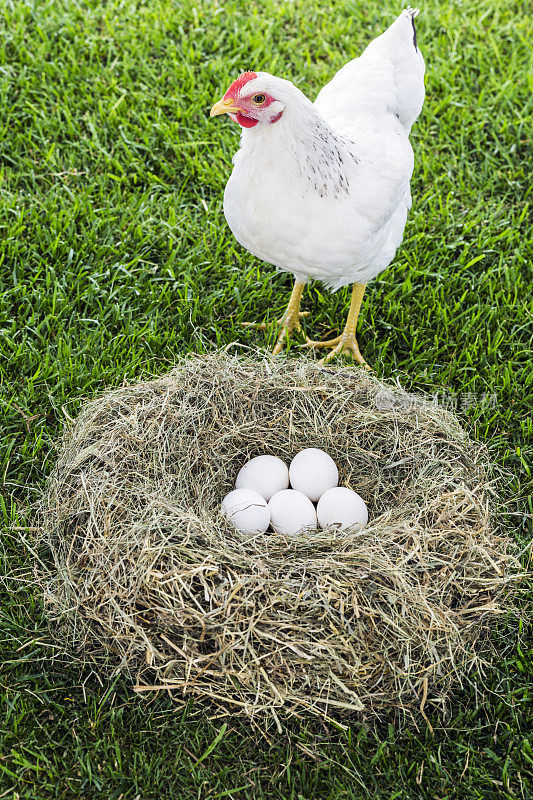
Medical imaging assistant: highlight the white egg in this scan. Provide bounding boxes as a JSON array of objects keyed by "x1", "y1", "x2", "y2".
[
  {"x1": 317, "y1": 486, "x2": 368, "y2": 532},
  {"x1": 235, "y1": 454, "x2": 289, "y2": 502},
  {"x1": 289, "y1": 448, "x2": 338, "y2": 502},
  {"x1": 268, "y1": 489, "x2": 317, "y2": 536},
  {"x1": 221, "y1": 488, "x2": 271, "y2": 535}
]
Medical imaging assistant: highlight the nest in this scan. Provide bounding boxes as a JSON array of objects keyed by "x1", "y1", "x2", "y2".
[{"x1": 37, "y1": 352, "x2": 522, "y2": 723}]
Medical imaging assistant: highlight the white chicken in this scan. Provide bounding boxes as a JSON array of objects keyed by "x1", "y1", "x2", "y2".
[{"x1": 210, "y1": 7, "x2": 425, "y2": 365}]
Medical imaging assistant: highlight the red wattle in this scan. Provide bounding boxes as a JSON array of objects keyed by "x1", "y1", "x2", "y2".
[{"x1": 236, "y1": 112, "x2": 259, "y2": 128}]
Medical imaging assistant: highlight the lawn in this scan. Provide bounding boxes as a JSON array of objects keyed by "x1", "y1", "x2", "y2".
[{"x1": 0, "y1": 0, "x2": 531, "y2": 797}]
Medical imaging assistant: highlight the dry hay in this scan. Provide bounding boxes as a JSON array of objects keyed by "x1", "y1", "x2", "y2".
[{"x1": 36, "y1": 352, "x2": 522, "y2": 723}]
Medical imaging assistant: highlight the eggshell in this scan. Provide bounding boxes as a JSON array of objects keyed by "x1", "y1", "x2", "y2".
[
  {"x1": 235, "y1": 455, "x2": 289, "y2": 502},
  {"x1": 221, "y1": 488, "x2": 271, "y2": 535},
  {"x1": 268, "y1": 489, "x2": 317, "y2": 536},
  {"x1": 317, "y1": 486, "x2": 368, "y2": 532},
  {"x1": 289, "y1": 448, "x2": 338, "y2": 502}
]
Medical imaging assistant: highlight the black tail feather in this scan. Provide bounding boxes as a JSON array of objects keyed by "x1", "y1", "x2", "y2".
[{"x1": 405, "y1": 7, "x2": 420, "y2": 51}]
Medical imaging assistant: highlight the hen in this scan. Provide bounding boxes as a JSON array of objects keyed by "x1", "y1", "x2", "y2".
[{"x1": 210, "y1": 7, "x2": 425, "y2": 364}]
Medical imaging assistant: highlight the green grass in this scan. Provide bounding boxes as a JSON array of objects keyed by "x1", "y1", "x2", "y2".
[{"x1": 0, "y1": 0, "x2": 532, "y2": 797}]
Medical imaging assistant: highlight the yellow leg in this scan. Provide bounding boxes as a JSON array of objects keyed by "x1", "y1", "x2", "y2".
[
  {"x1": 243, "y1": 281, "x2": 308, "y2": 355},
  {"x1": 272, "y1": 280, "x2": 307, "y2": 355},
  {"x1": 306, "y1": 282, "x2": 369, "y2": 367}
]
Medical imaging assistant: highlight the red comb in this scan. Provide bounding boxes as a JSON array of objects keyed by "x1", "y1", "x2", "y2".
[{"x1": 224, "y1": 71, "x2": 258, "y2": 98}]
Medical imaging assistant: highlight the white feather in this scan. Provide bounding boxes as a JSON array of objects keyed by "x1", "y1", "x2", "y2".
[{"x1": 222, "y1": 9, "x2": 425, "y2": 291}]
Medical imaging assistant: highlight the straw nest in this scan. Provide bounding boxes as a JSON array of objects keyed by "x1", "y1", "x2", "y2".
[{"x1": 37, "y1": 352, "x2": 522, "y2": 723}]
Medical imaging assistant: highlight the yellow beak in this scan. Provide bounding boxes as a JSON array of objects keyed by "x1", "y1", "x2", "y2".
[{"x1": 210, "y1": 97, "x2": 242, "y2": 117}]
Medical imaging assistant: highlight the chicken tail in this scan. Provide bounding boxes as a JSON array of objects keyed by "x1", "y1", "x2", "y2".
[
  {"x1": 362, "y1": 6, "x2": 426, "y2": 131},
  {"x1": 405, "y1": 6, "x2": 420, "y2": 51},
  {"x1": 314, "y1": 8, "x2": 425, "y2": 135}
]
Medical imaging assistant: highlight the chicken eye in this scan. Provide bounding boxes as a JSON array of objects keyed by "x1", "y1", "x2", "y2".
[{"x1": 251, "y1": 94, "x2": 266, "y2": 105}]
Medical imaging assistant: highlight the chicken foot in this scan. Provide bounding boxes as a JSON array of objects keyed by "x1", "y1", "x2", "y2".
[
  {"x1": 305, "y1": 282, "x2": 369, "y2": 367},
  {"x1": 243, "y1": 280, "x2": 308, "y2": 355}
]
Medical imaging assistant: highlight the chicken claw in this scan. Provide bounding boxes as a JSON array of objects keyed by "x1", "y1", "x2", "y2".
[
  {"x1": 271, "y1": 311, "x2": 308, "y2": 355},
  {"x1": 242, "y1": 310, "x2": 309, "y2": 332},
  {"x1": 304, "y1": 282, "x2": 370, "y2": 367},
  {"x1": 242, "y1": 280, "x2": 308, "y2": 355},
  {"x1": 305, "y1": 332, "x2": 369, "y2": 367}
]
